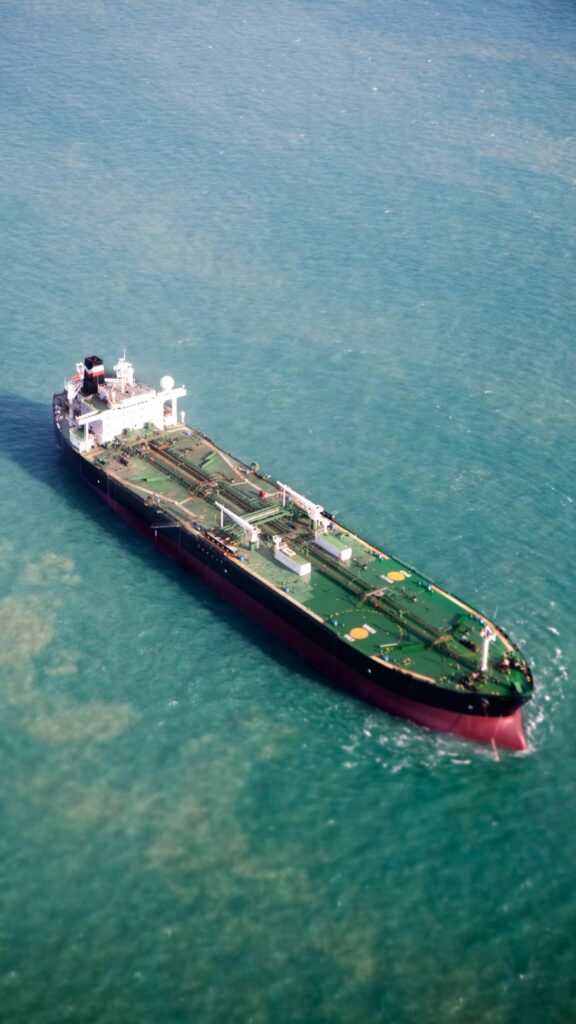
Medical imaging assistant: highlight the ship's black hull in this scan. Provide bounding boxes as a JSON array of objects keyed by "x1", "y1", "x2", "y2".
[{"x1": 56, "y1": 430, "x2": 529, "y2": 750}]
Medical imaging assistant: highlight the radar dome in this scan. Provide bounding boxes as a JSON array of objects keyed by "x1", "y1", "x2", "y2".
[{"x1": 160, "y1": 375, "x2": 175, "y2": 392}]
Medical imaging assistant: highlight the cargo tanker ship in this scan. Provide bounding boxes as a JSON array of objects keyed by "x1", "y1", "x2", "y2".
[{"x1": 53, "y1": 355, "x2": 533, "y2": 750}]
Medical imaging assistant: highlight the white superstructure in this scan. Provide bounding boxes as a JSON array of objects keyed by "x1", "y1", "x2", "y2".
[{"x1": 63, "y1": 355, "x2": 186, "y2": 452}]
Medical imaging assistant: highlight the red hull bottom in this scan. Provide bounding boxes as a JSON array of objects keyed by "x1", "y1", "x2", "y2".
[{"x1": 101, "y1": 488, "x2": 527, "y2": 752}]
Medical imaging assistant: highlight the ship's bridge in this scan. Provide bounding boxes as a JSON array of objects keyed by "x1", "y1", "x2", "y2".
[{"x1": 67, "y1": 357, "x2": 186, "y2": 451}]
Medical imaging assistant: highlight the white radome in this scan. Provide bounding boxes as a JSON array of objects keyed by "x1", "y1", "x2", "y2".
[{"x1": 160, "y1": 375, "x2": 175, "y2": 392}]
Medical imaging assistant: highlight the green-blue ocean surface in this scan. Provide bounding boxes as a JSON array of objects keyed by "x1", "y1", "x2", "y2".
[{"x1": 1, "y1": 1, "x2": 575, "y2": 1021}]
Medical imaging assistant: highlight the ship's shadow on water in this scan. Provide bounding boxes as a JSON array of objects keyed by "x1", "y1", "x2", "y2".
[{"x1": 0, "y1": 390, "x2": 341, "y2": 696}]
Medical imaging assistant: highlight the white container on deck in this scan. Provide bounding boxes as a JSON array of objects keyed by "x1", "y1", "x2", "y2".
[
  {"x1": 313, "y1": 533, "x2": 352, "y2": 562},
  {"x1": 273, "y1": 539, "x2": 311, "y2": 577}
]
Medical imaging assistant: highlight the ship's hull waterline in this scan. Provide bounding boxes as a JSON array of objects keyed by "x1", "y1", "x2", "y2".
[
  {"x1": 58, "y1": 433, "x2": 528, "y2": 752},
  {"x1": 53, "y1": 355, "x2": 532, "y2": 752}
]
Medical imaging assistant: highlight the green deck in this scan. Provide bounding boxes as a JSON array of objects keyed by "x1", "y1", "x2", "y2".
[{"x1": 85, "y1": 422, "x2": 532, "y2": 701}]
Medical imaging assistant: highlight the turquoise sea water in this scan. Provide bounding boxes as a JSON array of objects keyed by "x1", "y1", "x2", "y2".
[{"x1": 1, "y1": 1, "x2": 575, "y2": 1021}]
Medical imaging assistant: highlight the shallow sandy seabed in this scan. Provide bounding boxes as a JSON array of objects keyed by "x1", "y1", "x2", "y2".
[{"x1": 0, "y1": 552, "x2": 137, "y2": 743}]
